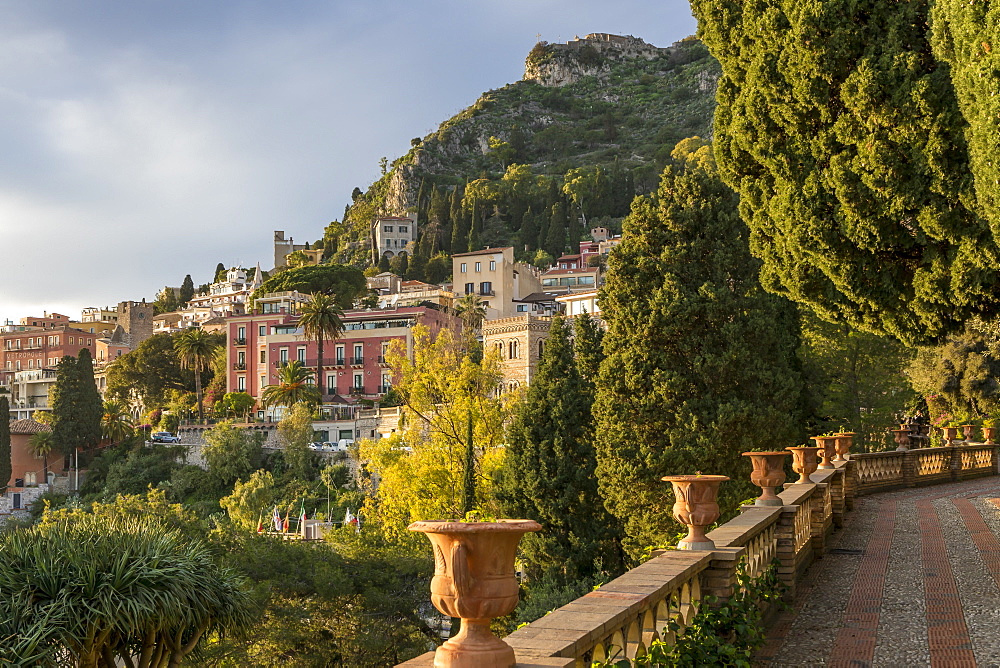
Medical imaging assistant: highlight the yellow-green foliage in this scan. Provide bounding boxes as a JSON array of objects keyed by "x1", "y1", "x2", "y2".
[{"x1": 358, "y1": 326, "x2": 509, "y2": 543}]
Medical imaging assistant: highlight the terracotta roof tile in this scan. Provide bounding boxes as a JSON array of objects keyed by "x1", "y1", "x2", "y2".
[{"x1": 9, "y1": 419, "x2": 52, "y2": 435}]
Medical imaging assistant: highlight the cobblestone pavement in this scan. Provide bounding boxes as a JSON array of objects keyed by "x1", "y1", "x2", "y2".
[{"x1": 758, "y1": 477, "x2": 1000, "y2": 668}]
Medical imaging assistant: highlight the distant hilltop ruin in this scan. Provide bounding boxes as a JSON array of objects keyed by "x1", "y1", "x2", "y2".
[{"x1": 524, "y1": 33, "x2": 673, "y2": 86}]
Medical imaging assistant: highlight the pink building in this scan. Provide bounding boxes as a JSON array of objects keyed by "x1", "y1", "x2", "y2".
[{"x1": 226, "y1": 301, "x2": 461, "y2": 419}]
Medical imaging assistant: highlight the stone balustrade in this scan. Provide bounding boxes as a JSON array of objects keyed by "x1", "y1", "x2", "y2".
[
  {"x1": 397, "y1": 444, "x2": 999, "y2": 668},
  {"x1": 852, "y1": 443, "x2": 999, "y2": 494}
]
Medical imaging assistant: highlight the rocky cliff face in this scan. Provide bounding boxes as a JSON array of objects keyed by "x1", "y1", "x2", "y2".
[{"x1": 524, "y1": 33, "x2": 672, "y2": 87}]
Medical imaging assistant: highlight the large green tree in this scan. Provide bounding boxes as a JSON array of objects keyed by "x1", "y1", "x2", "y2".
[
  {"x1": 594, "y1": 148, "x2": 804, "y2": 557},
  {"x1": 931, "y1": 1, "x2": 1000, "y2": 235},
  {"x1": 496, "y1": 316, "x2": 622, "y2": 584},
  {"x1": 691, "y1": 0, "x2": 998, "y2": 342},
  {"x1": 105, "y1": 333, "x2": 197, "y2": 410},
  {"x1": 907, "y1": 319, "x2": 1000, "y2": 424},
  {"x1": 299, "y1": 292, "x2": 345, "y2": 394},
  {"x1": 254, "y1": 264, "x2": 365, "y2": 309}
]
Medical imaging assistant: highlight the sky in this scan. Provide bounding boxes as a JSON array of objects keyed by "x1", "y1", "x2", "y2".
[{"x1": 0, "y1": 0, "x2": 698, "y2": 325}]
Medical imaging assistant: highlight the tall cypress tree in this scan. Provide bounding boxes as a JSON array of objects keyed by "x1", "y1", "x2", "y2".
[
  {"x1": 931, "y1": 0, "x2": 1000, "y2": 236},
  {"x1": 0, "y1": 396, "x2": 10, "y2": 493},
  {"x1": 496, "y1": 317, "x2": 622, "y2": 583},
  {"x1": 520, "y1": 206, "x2": 538, "y2": 251},
  {"x1": 544, "y1": 202, "x2": 567, "y2": 258},
  {"x1": 50, "y1": 355, "x2": 79, "y2": 458},
  {"x1": 574, "y1": 312, "x2": 603, "y2": 386},
  {"x1": 75, "y1": 348, "x2": 103, "y2": 451},
  {"x1": 593, "y1": 150, "x2": 803, "y2": 558},
  {"x1": 51, "y1": 349, "x2": 103, "y2": 458},
  {"x1": 691, "y1": 0, "x2": 995, "y2": 342},
  {"x1": 179, "y1": 274, "x2": 195, "y2": 304}
]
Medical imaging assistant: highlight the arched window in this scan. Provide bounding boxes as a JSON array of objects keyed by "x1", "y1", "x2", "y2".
[
  {"x1": 497, "y1": 383, "x2": 505, "y2": 396},
  {"x1": 495, "y1": 341, "x2": 504, "y2": 359},
  {"x1": 538, "y1": 339, "x2": 545, "y2": 358},
  {"x1": 509, "y1": 339, "x2": 519, "y2": 359},
  {"x1": 509, "y1": 381, "x2": 518, "y2": 392}
]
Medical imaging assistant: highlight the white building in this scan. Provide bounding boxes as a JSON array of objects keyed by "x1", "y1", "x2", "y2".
[{"x1": 376, "y1": 215, "x2": 417, "y2": 259}]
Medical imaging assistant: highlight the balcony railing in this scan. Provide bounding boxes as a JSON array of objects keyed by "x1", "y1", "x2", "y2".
[
  {"x1": 232, "y1": 362, "x2": 247, "y2": 371},
  {"x1": 303, "y1": 358, "x2": 347, "y2": 368},
  {"x1": 350, "y1": 356, "x2": 365, "y2": 366},
  {"x1": 377, "y1": 385, "x2": 392, "y2": 394},
  {"x1": 478, "y1": 289, "x2": 496, "y2": 297},
  {"x1": 233, "y1": 338, "x2": 247, "y2": 346},
  {"x1": 377, "y1": 356, "x2": 388, "y2": 365},
  {"x1": 349, "y1": 386, "x2": 365, "y2": 395}
]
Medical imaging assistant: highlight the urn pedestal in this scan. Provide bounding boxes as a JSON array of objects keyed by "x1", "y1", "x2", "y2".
[
  {"x1": 662, "y1": 475, "x2": 729, "y2": 550},
  {"x1": 891, "y1": 428, "x2": 911, "y2": 452},
  {"x1": 811, "y1": 436, "x2": 838, "y2": 469},
  {"x1": 408, "y1": 519, "x2": 541, "y2": 668},
  {"x1": 742, "y1": 452, "x2": 789, "y2": 506},
  {"x1": 962, "y1": 424, "x2": 977, "y2": 443},
  {"x1": 786, "y1": 446, "x2": 821, "y2": 484},
  {"x1": 834, "y1": 432, "x2": 856, "y2": 461},
  {"x1": 984, "y1": 427, "x2": 997, "y2": 445}
]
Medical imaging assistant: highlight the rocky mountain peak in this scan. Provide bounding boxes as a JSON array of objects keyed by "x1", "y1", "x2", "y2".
[{"x1": 523, "y1": 33, "x2": 671, "y2": 87}]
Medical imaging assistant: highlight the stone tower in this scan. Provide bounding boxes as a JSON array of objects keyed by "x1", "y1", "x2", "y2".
[{"x1": 117, "y1": 300, "x2": 154, "y2": 349}]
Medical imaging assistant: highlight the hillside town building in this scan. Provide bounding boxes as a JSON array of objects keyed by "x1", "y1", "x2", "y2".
[{"x1": 451, "y1": 247, "x2": 542, "y2": 320}]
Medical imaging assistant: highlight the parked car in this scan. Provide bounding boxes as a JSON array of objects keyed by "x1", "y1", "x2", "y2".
[{"x1": 151, "y1": 431, "x2": 181, "y2": 444}]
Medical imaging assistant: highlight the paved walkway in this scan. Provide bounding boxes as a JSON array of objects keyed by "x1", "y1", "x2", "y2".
[{"x1": 758, "y1": 477, "x2": 1000, "y2": 668}]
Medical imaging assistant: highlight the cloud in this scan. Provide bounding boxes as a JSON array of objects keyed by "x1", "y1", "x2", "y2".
[{"x1": 0, "y1": 1, "x2": 697, "y2": 324}]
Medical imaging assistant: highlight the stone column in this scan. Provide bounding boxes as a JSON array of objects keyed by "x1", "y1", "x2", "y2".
[
  {"x1": 902, "y1": 450, "x2": 916, "y2": 488},
  {"x1": 774, "y1": 504, "x2": 801, "y2": 599},
  {"x1": 700, "y1": 546, "x2": 744, "y2": 604}
]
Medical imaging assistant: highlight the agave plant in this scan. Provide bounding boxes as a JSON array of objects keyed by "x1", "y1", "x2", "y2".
[{"x1": 0, "y1": 513, "x2": 255, "y2": 667}]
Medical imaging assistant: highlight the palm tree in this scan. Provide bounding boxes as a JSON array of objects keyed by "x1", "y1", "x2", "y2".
[
  {"x1": 455, "y1": 292, "x2": 488, "y2": 330},
  {"x1": 298, "y1": 292, "x2": 344, "y2": 397},
  {"x1": 26, "y1": 431, "x2": 54, "y2": 482},
  {"x1": 101, "y1": 399, "x2": 134, "y2": 443},
  {"x1": 261, "y1": 360, "x2": 321, "y2": 409},
  {"x1": 174, "y1": 328, "x2": 219, "y2": 423}
]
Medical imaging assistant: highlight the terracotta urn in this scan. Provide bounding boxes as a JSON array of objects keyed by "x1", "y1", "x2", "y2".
[
  {"x1": 742, "y1": 452, "x2": 789, "y2": 506},
  {"x1": 962, "y1": 424, "x2": 977, "y2": 442},
  {"x1": 834, "y1": 432, "x2": 856, "y2": 461},
  {"x1": 811, "y1": 436, "x2": 838, "y2": 469},
  {"x1": 890, "y1": 428, "x2": 910, "y2": 451},
  {"x1": 662, "y1": 475, "x2": 729, "y2": 550},
  {"x1": 984, "y1": 426, "x2": 997, "y2": 445},
  {"x1": 786, "y1": 446, "x2": 821, "y2": 484},
  {"x1": 408, "y1": 519, "x2": 541, "y2": 668},
  {"x1": 943, "y1": 426, "x2": 960, "y2": 444}
]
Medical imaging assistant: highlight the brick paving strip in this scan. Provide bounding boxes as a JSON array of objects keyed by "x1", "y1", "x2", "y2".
[
  {"x1": 953, "y1": 498, "x2": 1000, "y2": 593},
  {"x1": 757, "y1": 479, "x2": 1000, "y2": 667},
  {"x1": 916, "y1": 498, "x2": 977, "y2": 667},
  {"x1": 825, "y1": 500, "x2": 896, "y2": 667}
]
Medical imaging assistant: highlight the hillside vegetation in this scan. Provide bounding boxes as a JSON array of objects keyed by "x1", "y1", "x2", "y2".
[{"x1": 317, "y1": 36, "x2": 719, "y2": 276}]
